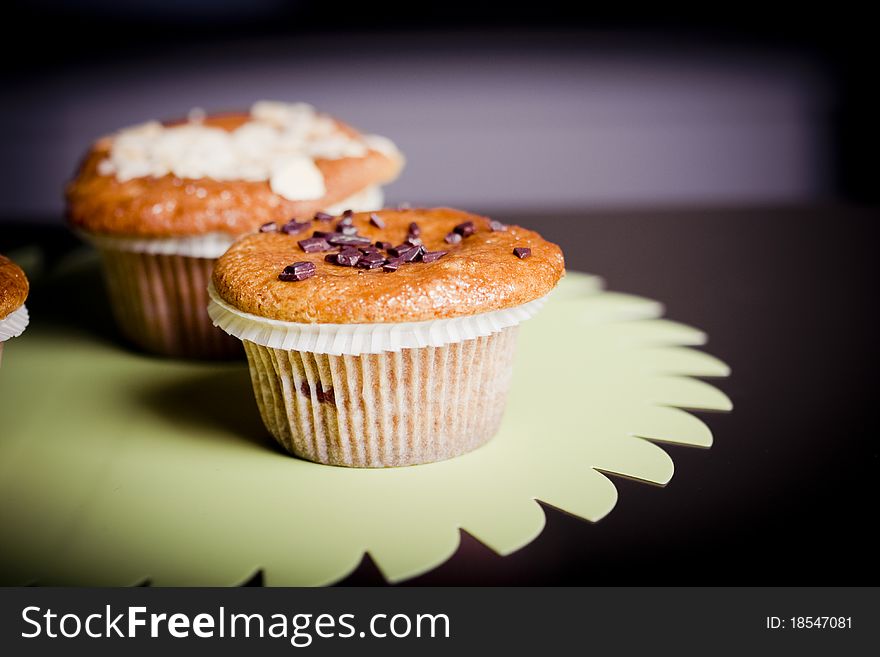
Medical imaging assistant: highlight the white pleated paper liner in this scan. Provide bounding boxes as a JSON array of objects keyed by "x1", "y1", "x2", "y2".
[
  {"x1": 75, "y1": 185, "x2": 385, "y2": 259},
  {"x1": 0, "y1": 304, "x2": 29, "y2": 342},
  {"x1": 322, "y1": 185, "x2": 384, "y2": 216},
  {"x1": 77, "y1": 230, "x2": 238, "y2": 259},
  {"x1": 207, "y1": 283, "x2": 549, "y2": 356}
]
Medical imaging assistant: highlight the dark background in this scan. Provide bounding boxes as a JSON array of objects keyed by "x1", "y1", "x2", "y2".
[
  {"x1": 2, "y1": 2, "x2": 876, "y2": 586},
  {"x1": 1, "y1": 1, "x2": 876, "y2": 216}
]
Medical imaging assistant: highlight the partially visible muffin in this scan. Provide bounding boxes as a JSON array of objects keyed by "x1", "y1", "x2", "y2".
[
  {"x1": 66, "y1": 101, "x2": 405, "y2": 359},
  {"x1": 209, "y1": 207, "x2": 565, "y2": 467},
  {"x1": 0, "y1": 255, "x2": 30, "y2": 367}
]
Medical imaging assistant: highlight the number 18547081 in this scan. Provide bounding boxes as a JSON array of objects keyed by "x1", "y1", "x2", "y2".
[{"x1": 766, "y1": 616, "x2": 852, "y2": 630}]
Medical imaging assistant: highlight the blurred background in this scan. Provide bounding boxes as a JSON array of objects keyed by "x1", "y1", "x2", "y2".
[{"x1": 1, "y1": 1, "x2": 872, "y2": 222}]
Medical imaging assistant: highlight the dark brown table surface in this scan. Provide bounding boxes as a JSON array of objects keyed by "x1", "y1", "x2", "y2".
[{"x1": 2, "y1": 205, "x2": 877, "y2": 585}]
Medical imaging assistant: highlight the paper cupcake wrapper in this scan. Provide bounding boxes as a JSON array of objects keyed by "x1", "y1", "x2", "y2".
[
  {"x1": 244, "y1": 327, "x2": 519, "y2": 467},
  {"x1": 76, "y1": 186, "x2": 385, "y2": 259},
  {"x1": 208, "y1": 284, "x2": 548, "y2": 356},
  {"x1": 213, "y1": 285, "x2": 544, "y2": 465},
  {"x1": 0, "y1": 304, "x2": 29, "y2": 342},
  {"x1": 98, "y1": 249, "x2": 241, "y2": 359},
  {"x1": 322, "y1": 185, "x2": 384, "y2": 216},
  {"x1": 81, "y1": 231, "x2": 237, "y2": 259}
]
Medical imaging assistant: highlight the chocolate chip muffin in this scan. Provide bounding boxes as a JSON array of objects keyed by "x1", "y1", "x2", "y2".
[
  {"x1": 0, "y1": 255, "x2": 30, "y2": 367},
  {"x1": 209, "y1": 207, "x2": 565, "y2": 467},
  {"x1": 66, "y1": 101, "x2": 405, "y2": 359}
]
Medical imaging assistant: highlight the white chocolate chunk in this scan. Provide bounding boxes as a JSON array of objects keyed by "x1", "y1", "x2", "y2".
[
  {"x1": 362, "y1": 134, "x2": 401, "y2": 157},
  {"x1": 96, "y1": 101, "x2": 401, "y2": 201},
  {"x1": 270, "y1": 156, "x2": 326, "y2": 200}
]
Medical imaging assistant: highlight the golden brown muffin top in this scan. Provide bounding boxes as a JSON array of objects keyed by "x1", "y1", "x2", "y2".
[
  {"x1": 212, "y1": 208, "x2": 565, "y2": 323},
  {"x1": 65, "y1": 111, "x2": 404, "y2": 238},
  {"x1": 0, "y1": 255, "x2": 29, "y2": 320}
]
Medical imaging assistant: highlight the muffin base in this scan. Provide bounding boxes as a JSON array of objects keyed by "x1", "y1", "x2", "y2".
[
  {"x1": 243, "y1": 327, "x2": 519, "y2": 467},
  {"x1": 98, "y1": 249, "x2": 241, "y2": 359}
]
